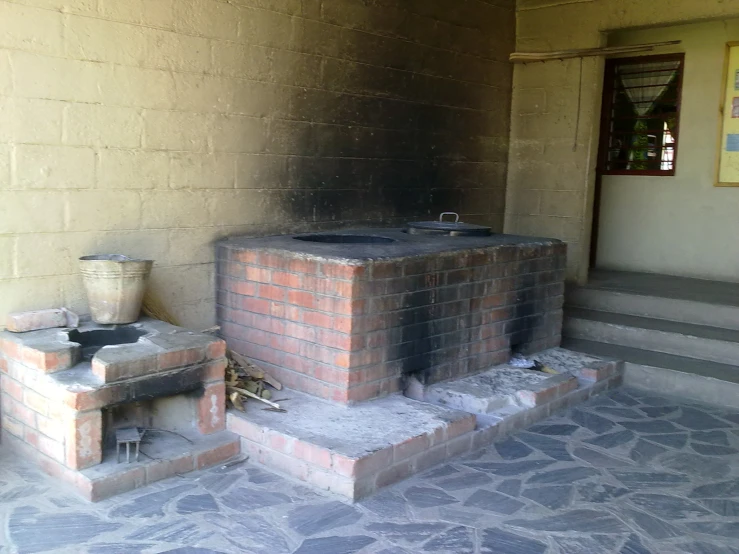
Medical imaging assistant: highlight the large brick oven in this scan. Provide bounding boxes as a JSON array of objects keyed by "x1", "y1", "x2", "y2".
[{"x1": 217, "y1": 229, "x2": 565, "y2": 405}]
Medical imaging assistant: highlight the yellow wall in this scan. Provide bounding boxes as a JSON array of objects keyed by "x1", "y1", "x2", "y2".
[
  {"x1": 507, "y1": 0, "x2": 739, "y2": 282},
  {"x1": 0, "y1": 0, "x2": 514, "y2": 329},
  {"x1": 597, "y1": 21, "x2": 739, "y2": 280}
]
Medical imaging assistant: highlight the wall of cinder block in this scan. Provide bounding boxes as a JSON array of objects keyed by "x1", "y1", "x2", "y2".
[{"x1": 0, "y1": 0, "x2": 514, "y2": 329}]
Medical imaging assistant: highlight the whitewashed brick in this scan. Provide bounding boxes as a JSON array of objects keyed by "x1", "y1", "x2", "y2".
[
  {"x1": 171, "y1": 73, "x2": 235, "y2": 114},
  {"x1": 0, "y1": 97, "x2": 63, "y2": 144},
  {"x1": 210, "y1": 115, "x2": 266, "y2": 153},
  {"x1": 14, "y1": 232, "x2": 93, "y2": 277},
  {"x1": 100, "y1": 65, "x2": 176, "y2": 111},
  {"x1": 211, "y1": 42, "x2": 271, "y2": 79},
  {"x1": 0, "y1": 192, "x2": 66, "y2": 233},
  {"x1": 145, "y1": 29, "x2": 211, "y2": 73},
  {"x1": 170, "y1": 152, "x2": 236, "y2": 189},
  {"x1": 0, "y1": 52, "x2": 11, "y2": 96},
  {"x1": 144, "y1": 110, "x2": 210, "y2": 152},
  {"x1": 0, "y1": 2, "x2": 63, "y2": 56},
  {"x1": 99, "y1": 0, "x2": 174, "y2": 27},
  {"x1": 64, "y1": 15, "x2": 147, "y2": 66},
  {"x1": 141, "y1": 191, "x2": 212, "y2": 228},
  {"x1": 64, "y1": 190, "x2": 141, "y2": 231},
  {"x1": 0, "y1": 276, "x2": 65, "y2": 320},
  {"x1": 64, "y1": 104, "x2": 142, "y2": 148},
  {"x1": 12, "y1": 51, "x2": 104, "y2": 103},
  {"x1": 15, "y1": 145, "x2": 95, "y2": 189},
  {"x1": 0, "y1": 145, "x2": 10, "y2": 188},
  {"x1": 172, "y1": 0, "x2": 240, "y2": 40},
  {"x1": 98, "y1": 149, "x2": 169, "y2": 189},
  {"x1": 0, "y1": 235, "x2": 15, "y2": 279}
]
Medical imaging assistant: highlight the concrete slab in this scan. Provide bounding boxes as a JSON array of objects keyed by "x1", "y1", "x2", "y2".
[{"x1": 412, "y1": 348, "x2": 591, "y2": 416}]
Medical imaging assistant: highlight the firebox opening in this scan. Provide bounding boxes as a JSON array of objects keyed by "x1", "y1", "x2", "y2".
[
  {"x1": 68, "y1": 327, "x2": 147, "y2": 360},
  {"x1": 294, "y1": 233, "x2": 395, "y2": 244}
]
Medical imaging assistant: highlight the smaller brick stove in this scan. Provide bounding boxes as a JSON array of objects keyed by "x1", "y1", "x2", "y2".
[{"x1": 0, "y1": 318, "x2": 239, "y2": 501}]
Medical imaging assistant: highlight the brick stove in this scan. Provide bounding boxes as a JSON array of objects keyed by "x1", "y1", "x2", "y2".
[
  {"x1": 210, "y1": 229, "x2": 618, "y2": 502},
  {"x1": 217, "y1": 229, "x2": 565, "y2": 404},
  {"x1": 0, "y1": 318, "x2": 239, "y2": 501}
]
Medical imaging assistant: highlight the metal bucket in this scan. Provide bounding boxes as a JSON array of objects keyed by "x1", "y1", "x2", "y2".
[{"x1": 79, "y1": 255, "x2": 154, "y2": 324}]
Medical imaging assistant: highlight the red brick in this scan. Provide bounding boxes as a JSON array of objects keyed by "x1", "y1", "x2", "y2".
[
  {"x1": 245, "y1": 266, "x2": 271, "y2": 283},
  {"x1": 65, "y1": 409, "x2": 102, "y2": 470},
  {"x1": 333, "y1": 316, "x2": 353, "y2": 333},
  {"x1": 1, "y1": 414, "x2": 24, "y2": 438},
  {"x1": 232, "y1": 281, "x2": 257, "y2": 296},
  {"x1": 2, "y1": 376, "x2": 23, "y2": 401},
  {"x1": 195, "y1": 439, "x2": 239, "y2": 469},
  {"x1": 159, "y1": 347, "x2": 205, "y2": 370},
  {"x1": 226, "y1": 413, "x2": 265, "y2": 443},
  {"x1": 272, "y1": 270, "x2": 301, "y2": 288},
  {"x1": 260, "y1": 252, "x2": 288, "y2": 269},
  {"x1": 146, "y1": 453, "x2": 195, "y2": 483},
  {"x1": 346, "y1": 381, "x2": 381, "y2": 403},
  {"x1": 288, "y1": 259, "x2": 318, "y2": 274},
  {"x1": 198, "y1": 382, "x2": 226, "y2": 434},
  {"x1": 303, "y1": 311, "x2": 333, "y2": 329},
  {"x1": 293, "y1": 440, "x2": 333, "y2": 469},
  {"x1": 376, "y1": 459, "x2": 413, "y2": 488},
  {"x1": 259, "y1": 284, "x2": 287, "y2": 302},
  {"x1": 413, "y1": 443, "x2": 448, "y2": 473},
  {"x1": 36, "y1": 413, "x2": 63, "y2": 438},
  {"x1": 206, "y1": 339, "x2": 227, "y2": 360},
  {"x1": 24, "y1": 426, "x2": 40, "y2": 448},
  {"x1": 88, "y1": 466, "x2": 146, "y2": 502},
  {"x1": 1, "y1": 339, "x2": 22, "y2": 361},
  {"x1": 0, "y1": 356, "x2": 7, "y2": 373},
  {"x1": 394, "y1": 434, "x2": 431, "y2": 462},
  {"x1": 371, "y1": 261, "x2": 401, "y2": 279},
  {"x1": 445, "y1": 415, "x2": 476, "y2": 440},
  {"x1": 580, "y1": 361, "x2": 618, "y2": 382},
  {"x1": 6, "y1": 309, "x2": 67, "y2": 332},
  {"x1": 24, "y1": 389, "x2": 49, "y2": 416},
  {"x1": 242, "y1": 297, "x2": 271, "y2": 315},
  {"x1": 233, "y1": 250, "x2": 259, "y2": 264},
  {"x1": 21, "y1": 348, "x2": 74, "y2": 373},
  {"x1": 39, "y1": 433, "x2": 66, "y2": 464},
  {"x1": 314, "y1": 365, "x2": 351, "y2": 387},
  {"x1": 321, "y1": 263, "x2": 365, "y2": 280},
  {"x1": 353, "y1": 447, "x2": 394, "y2": 478},
  {"x1": 288, "y1": 290, "x2": 317, "y2": 309},
  {"x1": 265, "y1": 430, "x2": 294, "y2": 454}
]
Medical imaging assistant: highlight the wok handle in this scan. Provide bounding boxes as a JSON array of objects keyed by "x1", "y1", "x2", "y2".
[{"x1": 439, "y1": 212, "x2": 460, "y2": 223}]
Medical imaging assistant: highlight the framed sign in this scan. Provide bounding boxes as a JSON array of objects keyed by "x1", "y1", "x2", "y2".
[{"x1": 717, "y1": 42, "x2": 739, "y2": 186}]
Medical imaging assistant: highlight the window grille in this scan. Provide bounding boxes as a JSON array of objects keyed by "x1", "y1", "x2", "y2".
[{"x1": 598, "y1": 53, "x2": 684, "y2": 176}]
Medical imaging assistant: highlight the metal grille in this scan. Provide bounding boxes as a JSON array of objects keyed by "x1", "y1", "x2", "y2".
[{"x1": 598, "y1": 54, "x2": 684, "y2": 176}]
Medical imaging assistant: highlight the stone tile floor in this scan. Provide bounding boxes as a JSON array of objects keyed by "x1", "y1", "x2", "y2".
[{"x1": 2, "y1": 387, "x2": 739, "y2": 553}]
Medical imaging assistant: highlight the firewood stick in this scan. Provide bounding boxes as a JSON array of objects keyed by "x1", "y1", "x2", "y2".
[{"x1": 227, "y1": 386, "x2": 281, "y2": 409}]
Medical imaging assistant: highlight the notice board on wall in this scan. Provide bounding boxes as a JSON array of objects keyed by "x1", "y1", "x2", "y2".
[{"x1": 717, "y1": 42, "x2": 739, "y2": 186}]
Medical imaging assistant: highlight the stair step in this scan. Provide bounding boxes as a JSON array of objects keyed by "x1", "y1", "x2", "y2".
[
  {"x1": 563, "y1": 338, "x2": 739, "y2": 409},
  {"x1": 567, "y1": 286, "x2": 739, "y2": 331},
  {"x1": 564, "y1": 308, "x2": 739, "y2": 365}
]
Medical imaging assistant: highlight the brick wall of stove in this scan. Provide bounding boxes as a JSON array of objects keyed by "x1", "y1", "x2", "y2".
[{"x1": 217, "y1": 242, "x2": 566, "y2": 404}]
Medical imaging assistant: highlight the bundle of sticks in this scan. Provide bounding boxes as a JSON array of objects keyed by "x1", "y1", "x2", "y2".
[{"x1": 226, "y1": 350, "x2": 286, "y2": 413}]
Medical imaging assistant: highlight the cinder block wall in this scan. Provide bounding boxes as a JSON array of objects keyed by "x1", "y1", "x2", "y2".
[{"x1": 0, "y1": 0, "x2": 514, "y2": 329}]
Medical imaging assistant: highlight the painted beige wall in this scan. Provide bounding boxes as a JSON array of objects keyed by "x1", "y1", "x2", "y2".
[
  {"x1": 597, "y1": 21, "x2": 739, "y2": 281},
  {"x1": 507, "y1": 0, "x2": 739, "y2": 282},
  {"x1": 0, "y1": 0, "x2": 514, "y2": 329}
]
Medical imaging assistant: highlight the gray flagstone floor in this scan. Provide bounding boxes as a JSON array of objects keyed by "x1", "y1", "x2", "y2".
[{"x1": 2, "y1": 387, "x2": 739, "y2": 553}]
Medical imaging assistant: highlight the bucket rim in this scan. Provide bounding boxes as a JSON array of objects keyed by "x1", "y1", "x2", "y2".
[{"x1": 79, "y1": 254, "x2": 154, "y2": 264}]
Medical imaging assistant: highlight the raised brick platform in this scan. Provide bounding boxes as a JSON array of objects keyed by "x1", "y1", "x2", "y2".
[
  {"x1": 226, "y1": 348, "x2": 623, "y2": 501},
  {"x1": 217, "y1": 230, "x2": 566, "y2": 404}
]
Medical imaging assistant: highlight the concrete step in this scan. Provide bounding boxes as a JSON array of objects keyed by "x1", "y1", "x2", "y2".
[
  {"x1": 564, "y1": 307, "x2": 739, "y2": 365},
  {"x1": 567, "y1": 285, "x2": 739, "y2": 331},
  {"x1": 563, "y1": 338, "x2": 739, "y2": 409}
]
